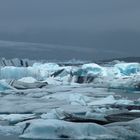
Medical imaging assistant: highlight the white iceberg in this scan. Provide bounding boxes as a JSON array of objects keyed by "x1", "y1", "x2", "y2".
[
  {"x1": 0, "y1": 61, "x2": 140, "y2": 90},
  {"x1": 115, "y1": 62, "x2": 140, "y2": 76}
]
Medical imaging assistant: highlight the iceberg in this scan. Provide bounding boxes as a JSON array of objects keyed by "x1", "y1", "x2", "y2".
[
  {"x1": 0, "y1": 61, "x2": 140, "y2": 90},
  {"x1": 115, "y1": 63, "x2": 140, "y2": 76},
  {"x1": 0, "y1": 66, "x2": 29, "y2": 80},
  {"x1": 81, "y1": 63, "x2": 103, "y2": 76}
]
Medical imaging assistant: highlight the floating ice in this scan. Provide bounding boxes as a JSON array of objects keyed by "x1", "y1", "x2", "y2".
[
  {"x1": 43, "y1": 92, "x2": 91, "y2": 106},
  {"x1": 0, "y1": 114, "x2": 35, "y2": 124},
  {"x1": 20, "y1": 119, "x2": 115, "y2": 139},
  {"x1": 106, "y1": 118, "x2": 140, "y2": 139},
  {"x1": 115, "y1": 63, "x2": 140, "y2": 76},
  {"x1": 18, "y1": 77, "x2": 37, "y2": 83},
  {"x1": 0, "y1": 80, "x2": 14, "y2": 91},
  {"x1": 88, "y1": 95, "x2": 133, "y2": 106},
  {"x1": 0, "y1": 61, "x2": 140, "y2": 90},
  {"x1": 0, "y1": 59, "x2": 139, "y2": 140},
  {"x1": 81, "y1": 63, "x2": 103, "y2": 76},
  {"x1": 0, "y1": 66, "x2": 29, "y2": 80}
]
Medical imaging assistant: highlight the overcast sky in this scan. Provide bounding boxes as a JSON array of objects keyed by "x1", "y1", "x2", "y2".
[{"x1": 0, "y1": 0, "x2": 140, "y2": 60}]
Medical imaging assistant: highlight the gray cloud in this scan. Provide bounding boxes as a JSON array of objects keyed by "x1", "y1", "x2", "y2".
[{"x1": 0, "y1": 0, "x2": 140, "y2": 60}]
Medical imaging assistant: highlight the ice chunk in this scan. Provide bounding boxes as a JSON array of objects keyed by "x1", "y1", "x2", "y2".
[
  {"x1": 0, "y1": 125, "x2": 24, "y2": 136},
  {"x1": 43, "y1": 92, "x2": 91, "y2": 106},
  {"x1": 32, "y1": 63, "x2": 60, "y2": 78},
  {"x1": 18, "y1": 77, "x2": 37, "y2": 83},
  {"x1": 74, "y1": 63, "x2": 103, "y2": 76},
  {"x1": 41, "y1": 108, "x2": 65, "y2": 120},
  {"x1": 9, "y1": 80, "x2": 48, "y2": 90},
  {"x1": 0, "y1": 80, "x2": 14, "y2": 91},
  {"x1": 0, "y1": 66, "x2": 29, "y2": 80},
  {"x1": 0, "y1": 61, "x2": 140, "y2": 90},
  {"x1": 0, "y1": 114, "x2": 35, "y2": 124},
  {"x1": 115, "y1": 63, "x2": 140, "y2": 76},
  {"x1": 93, "y1": 74, "x2": 140, "y2": 90},
  {"x1": 106, "y1": 118, "x2": 140, "y2": 139},
  {"x1": 20, "y1": 119, "x2": 115, "y2": 139},
  {"x1": 88, "y1": 95, "x2": 116, "y2": 106},
  {"x1": 88, "y1": 95, "x2": 133, "y2": 106}
]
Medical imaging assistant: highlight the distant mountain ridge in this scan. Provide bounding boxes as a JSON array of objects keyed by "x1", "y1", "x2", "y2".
[
  {"x1": 101, "y1": 57, "x2": 140, "y2": 63},
  {"x1": 0, "y1": 57, "x2": 140, "y2": 67}
]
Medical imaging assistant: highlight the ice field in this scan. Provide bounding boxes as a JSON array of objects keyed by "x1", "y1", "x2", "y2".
[{"x1": 0, "y1": 59, "x2": 140, "y2": 140}]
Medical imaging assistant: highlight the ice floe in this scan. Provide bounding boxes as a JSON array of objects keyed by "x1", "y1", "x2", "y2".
[
  {"x1": 0, "y1": 60, "x2": 140, "y2": 139},
  {"x1": 0, "y1": 61, "x2": 140, "y2": 90},
  {"x1": 20, "y1": 119, "x2": 116, "y2": 140},
  {"x1": 0, "y1": 114, "x2": 35, "y2": 124}
]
